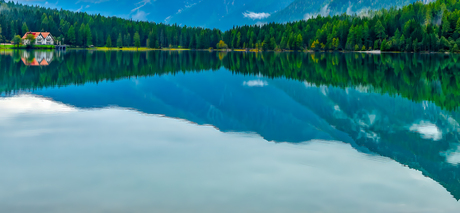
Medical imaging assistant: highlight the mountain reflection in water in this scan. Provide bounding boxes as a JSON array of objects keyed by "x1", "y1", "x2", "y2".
[{"x1": 1, "y1": 50, "x2": 460, "y2": 210}]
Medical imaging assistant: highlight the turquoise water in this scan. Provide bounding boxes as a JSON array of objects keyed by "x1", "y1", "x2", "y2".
[{"x1": 1, "y1": 50, "x2": 460, "y2": 212}]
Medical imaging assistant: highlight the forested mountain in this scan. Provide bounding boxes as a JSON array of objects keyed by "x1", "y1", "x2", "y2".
[
  {"x1": 0, "y1": 0, "x2": 221, "y2": 49},
  {"x1": 14, "y1": 0, "x2": 201, "y2": 22},
  {"x1": 223, "y1": 0, "x2": 460, "y2": 53},
  {"x1": 167, "y1": 0, "x2": 420, "y2": 27},
  {"x1": 4, "y1": 0, "x2": 460, "y2": 53},
  {"x1": 165, "y1": 0, "x2": 249, "y2": 28},
  {"x1": 12, "y1": 0, "x2": 420, "y2": 30}
]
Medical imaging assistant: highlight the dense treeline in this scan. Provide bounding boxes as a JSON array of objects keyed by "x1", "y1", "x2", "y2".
[
  {"x1": 3, "y1": 0, "x2": 460, "y2": 52},
  {"x1": 224, "y1": 0, "x2": 460, "y2": 52},
  {"x1": 0, "y1": 0, "x2": 221, "y2": 48}
]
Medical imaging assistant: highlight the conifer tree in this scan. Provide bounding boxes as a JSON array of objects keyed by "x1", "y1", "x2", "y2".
[
  {"x1": 67, "y1": 26, "x2": 76, "y2": 46},
  {"x1": 375, "y1": 20, "x2": 386, "y2": 43},
  {"x1": 134, "y1": 31, "x2": 141, "y2": 50},
  {"x1": 106, "y1": 35, "x2": 112, "y2": 48},
  {"x1": 21, "y1": 22, "x2": 28, "y2": 35},
  {"x1": 117, "y1": 33, "x2": 123, "y2": 47},
  {"x1": 148, "y1": 31, "x2": 155, "y2": 48},
  {"x1": 85, "y1": 25, "x2": 92, "y2": 46}
]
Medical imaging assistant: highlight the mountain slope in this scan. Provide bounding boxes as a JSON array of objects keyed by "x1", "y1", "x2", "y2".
[
  {"x1": 207, "y1": 0, "x2": 295, "y2": 29},
  {"x1": 14, "y1": 0, "x2": 419, "y2": 29},
  {"x1": 166, "y1": 0, "x2": 251, "y2": 28},
  {"x1": 14, "y1": 0, "x2": 201, "y2": 22},
  {"x1": 166, "y1": 0, "x2": 295, "y2": 29},
  {"x1": 268, "y1": 0, "x2": 418, "y2": 23}
]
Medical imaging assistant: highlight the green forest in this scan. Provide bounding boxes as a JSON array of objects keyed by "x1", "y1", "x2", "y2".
[
  {"x1": 3, "y1": 0, "x2": 460, "y2": 52},
  {"x1": 224, "y1": 0, "x2": 460, "y2": 52},
  {"x1": 0, "y1": 0, "x2": 222, "y2": 49}
]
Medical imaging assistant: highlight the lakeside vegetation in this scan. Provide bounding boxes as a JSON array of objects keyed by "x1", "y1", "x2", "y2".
[{"x1": 2, "y1": 0, "x2": 460, "y2": 52}]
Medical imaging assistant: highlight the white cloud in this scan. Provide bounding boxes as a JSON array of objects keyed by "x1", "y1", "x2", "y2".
[
  {"x1": 131, "y1": 0, "x2": 151, "y2": 13},
  {"x1": 0, "y1": 94, "x2": 76, "y2": 115},
  {"x1": 132, "y1": 10, "x2": 150, "y2": 21},
  {"x1": 75, "y1": 5, "x2": 83, "y2": 12},
  {"x1": 409, "y1": 121, "x2": 442, "y2": 141},
  {"x1": 243, "y1": 11, "x2": 270, "y2": 20},
  {"x1": 243, "y1": 80, "x2": 268, "y2": 87},
  {"x1": 446, "y1": 150, "x2": 460, "y2": 165}
]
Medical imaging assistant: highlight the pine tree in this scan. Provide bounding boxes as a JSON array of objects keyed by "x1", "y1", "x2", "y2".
[
  {"x1": 442, "y1": 13, "x2": 451, "y2": 37},
  {"x1": 270, "y1": 37, "x2": 276, "y2": 50},
  {"x1": 236, "y1": 32, "x2": 241, "y2": 49},
  {"x1": 117, "y1": 33, "x2": 123, "y2": 47},
  {"x1": 375, "y1": 20, "x2": 386, "y2": 43},
  {"x1": 85, "y1": 25, "x2": 92, "y2": 46},
  {"x1": 67, "y1": 26, "x2": 76, "y2": 46},
  {"x1": 280, "y1": 37, "x2": 286, "y2": 50},
  {"x1": 295, "y1": 34, "x2": 303, "y2": 51},
  {"x1": 189, "y1": 34, "x2": 196, "y2": 49},
  {"x1": 77, "y1": 24, "x2": 85, "y2": 46},
  {"x1": 134, "y1": 31, "x2": 141, "y2": 50},
  {"x1": 22, "y1": 22, "x2": 29, "y2": 35},
  {"x1": 124, "y1": 33, "x2": 131, "y2": 47},
  {"x1": 106, "y1": 35, "x2": 112, "y2": 48},
  {"x1": 41, "y1": 15, "x2": 49, "y2": 31},
  {"x1": 148, "y1": 31, "x2": 155, "y2": 48}
]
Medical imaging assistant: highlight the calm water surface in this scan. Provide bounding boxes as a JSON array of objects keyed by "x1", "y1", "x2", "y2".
[{"x1": 1, "y1": 50, "x2": 460, "y2": 212}]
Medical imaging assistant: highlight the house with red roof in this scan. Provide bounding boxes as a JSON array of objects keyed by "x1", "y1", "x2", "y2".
[{"x1": 22, "y1": 32, "x2": 55, "y2": 45}]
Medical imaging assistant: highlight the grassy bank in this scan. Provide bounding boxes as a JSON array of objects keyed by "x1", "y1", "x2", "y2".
[
  {"x1": 92, "y1": 47, "x2": 158, "y2": 51},
  {"x1": 0, "y1": 45, "x2": 55, "y2": 49}
]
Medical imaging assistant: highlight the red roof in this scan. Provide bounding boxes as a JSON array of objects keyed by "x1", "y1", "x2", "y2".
[
  {"x1": 21, "y1": 58, "x2": 39, "y2": 66},
  {"x1": 41, "y1": 32, "x2": 50, "y2": 38},
  {"x1": 22, "y1": 32, "x2": 51, "y2": 39},
  {"x1": 21, "y1": 58, "x2": 49, "y2": 66},
  {"x1": 40, "y1": 59, "x2": 49, "y2": 66}
]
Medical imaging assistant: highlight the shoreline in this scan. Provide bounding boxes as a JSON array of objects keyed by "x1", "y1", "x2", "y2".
[{"x1": 0, "y1": 46, "x2": 455, "y2": 54}]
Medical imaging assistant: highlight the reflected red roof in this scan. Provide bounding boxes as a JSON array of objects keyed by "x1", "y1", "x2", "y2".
[
  {"x1": 21, "y1": 58, "x2": 48, "y2": 66},
  {"x1": 40, "y1": 59, "x2": 49, "y2": 66}
]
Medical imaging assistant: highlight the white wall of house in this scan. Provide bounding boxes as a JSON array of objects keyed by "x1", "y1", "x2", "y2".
[
  {"x1": 35, "y1": 35, "x2": 54, "y2": 45},
  {"x1": 23, "y1": 34, "x2": 54, "y2": 45}
]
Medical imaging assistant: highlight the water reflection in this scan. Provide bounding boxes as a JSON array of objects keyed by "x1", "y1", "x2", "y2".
[
  {"x1": 1, "y1": 50, "x2": 460, "y2": 211},
  {"x1": 20, "y1": 51, "x2": 57, "y2": 66},
  {"x1": 2, "y1": 51, "x2": 460, "y2": 110},
  {"x1": 1, "y1": 98, "x2": 459, "y2": 212},
  {"x1": 1, "y1": 50, "x2": 60, "y2": 67}
]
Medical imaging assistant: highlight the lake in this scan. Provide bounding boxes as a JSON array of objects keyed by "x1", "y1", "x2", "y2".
[{"x1": 1, "y1": 50, "x2": 460, "y2": 212}]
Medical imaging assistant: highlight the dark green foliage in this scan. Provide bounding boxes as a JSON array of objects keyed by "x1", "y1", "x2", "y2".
[
  {"x1": 117, "y1": 33, "x2": 123, "y2": 48},
  {"x1": 222, "y1": 0, "x2": 460, "y2": 52},
  {"x1": 134, "y1": 31, "x2": 141, "y2": 50},
  {"x1": 3, "y1": 0, "x2": 460, "y2": 52},
  {"x1": 0, "y1": 0, "x2": 221, "y2": 48},
  {"x1": 106, "y1": 35, "x2": 112, "y2": 48}
]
